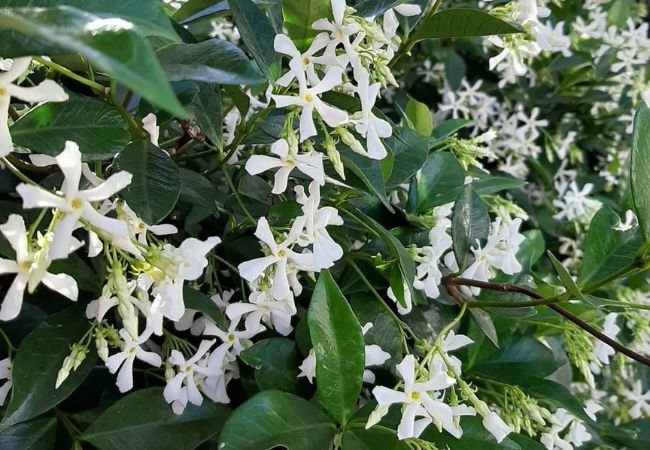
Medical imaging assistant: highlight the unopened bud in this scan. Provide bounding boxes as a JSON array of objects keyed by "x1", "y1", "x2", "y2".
[
  {"x1": 324, "y1": 137, "x2": 345, "y2": 180},
  {"x1": 95, "y1": 332, "x2": 109, "y2": 362}
]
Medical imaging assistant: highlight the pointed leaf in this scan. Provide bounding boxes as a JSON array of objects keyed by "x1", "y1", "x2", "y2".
[{"x1": 412, "y1": 8, "x2": 522, "y2": 42}]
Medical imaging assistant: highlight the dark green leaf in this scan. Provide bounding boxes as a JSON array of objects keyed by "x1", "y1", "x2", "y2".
[
  {"x1": 469, "y1": 308, "x2": 498, "y2": 347},
  {"x1": 282, "y1": 0, "x2": 332, "y2": 51},
  {"x1": 631, "y1": 102, "x2": 650, "y2": 246},
  {"x1": 81, "y1": 387, "x2": 229, "y2": 450},
  {"x1": 422, "y1": 416, "x2": 520, "y2": 450},
  {"x1": 605, "y1": 419, "x2": 650, "y2": 449},
  {"x1": 341, "y1": 428, "x2": 409, "y2": 450},
  {"x1": 0, "y1": 6, "x2": 188, "y2": 118},
  {"x1": 431, "y1": 118, "x2": 474, "y2": 141},
  {"x1": 0, "y1": 417, "x2": 57, "y2": 450},
  {"x1": 0, "y1": 305, "x2": 95, "y2": 430},
  {"x1": 179, "y1": 168, "x2": 221, "y2": 212},
  {"x1": 11, "y1": 94, "x2": 129, "y2": 161},
  {"x1": 159, "y1": 38, "x2": 264, "y2": 85},
  {"x1": 351, "y1": 293, "x2": 403, "y2": 367},
  {"x1": 218, "y1": 390, "x2": 337, "y2": 450},
  {"x1": 183, "y1": 286, "x2": 227, "y2": 329},
  {"x1": 240, "y1": 338, "x2": 302, "y2": 393},
  {"x1": 451, "y1": 185, "x2": 490, "y2": 270},
  {"x1": 178, "y1": 82, "x2": 224, "y2": 149},
  {"x1": 411, "y1": 8, "x2": 522, "y2": 42},
  {"x1": 228, "y1": 0, "x2": 281, "y2": 80},
  {"x1": 114, "y1": 141, "x2": 181, "y2": 224},
  {"x1": 385, "y1": 129, "x2": 429, "y2": 188},
  {"x1": 352, "y1": 0, "x2": 401, "y2": 17},
  {"x1": 308, "y1": 270, "x2": 365, "y2": 424},
  {"x1": 517, "y1": 377, "x2": 593, "y2": 423},
  {"x1": 341, "y1": 149, "x2": 393, "y2": 212},
  {"x1": 579, "y1": 207, "x2": 642, "y2": 288},
  {"x1": 410, "y1": 151, "x2": 465, "y2": 212}
]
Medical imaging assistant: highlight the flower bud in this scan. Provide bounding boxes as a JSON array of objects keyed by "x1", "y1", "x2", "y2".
[
  {"x1": 95, "y1": 332, "x2": 109, "y2": 362},
  {"x1": 324, "y1": 136, "x2": 346, "y2": 180}
]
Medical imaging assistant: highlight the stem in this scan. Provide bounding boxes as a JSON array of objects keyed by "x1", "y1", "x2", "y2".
[
  {"x1": 1, "y1": 157, "x2": 38, "y2": 185},
  {"x1": 109, "y1": 81, "x2": 146, "y2": 139},
  {"x1": 221, "y1": 168, "x2": 256, "y2": 226},
  {"x1": 448, "y1": 276, "x2": 650, "y2": 367},
  {"x1": 35, "y1": 57, "x2": 105, "y2": 92},
  {"x1": 0, "y1": 327, "x2": 16, "y2": 353},
  {"x1": 213, "y1": 254, "x2": 242, "y2": 278}
]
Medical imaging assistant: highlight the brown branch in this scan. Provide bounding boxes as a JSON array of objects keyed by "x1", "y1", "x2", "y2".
[{"x1": 445, "y1": 276, "x2": 650, "y2": 368}]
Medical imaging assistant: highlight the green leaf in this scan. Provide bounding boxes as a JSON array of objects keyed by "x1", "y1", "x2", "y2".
[
  {"x1": 11, "y1": 94, "x2": 129, "y2": 161},
  {"x1": 579, "y1": 207, "x2": 642, "y2": 288},
  {"x1": 351, "y1": 293, "x2": 403, "y2": 367},
  {"x1": 631, "y1": 102, "x2": 650, "y2": 246},
  {"x1": 158, "y1": 38, "x2": 265, "y2": 85},
  {"x1": 177, "y1": 82, "x2": 224, "y2": 150},
  {"x1": 218, "y1": 390, "x2": 337, "y2": 450},
  {"x1": 179, "y1": 168, "x2": 221, "y2": 212},
  {"x1": 341, "y1": 149, "x2": 393, "y2": 212},
  {"x1": 0, "y1": 305, "x2": 95, "y2": 430},
  {"x1": 228, "y1": 0, "x2": 281, "y2": 80},
  {"x1": 308, "y1": 270, "x2": 365, "y2": 424},
  {"x1": 405, "y1": 97, "x2": 433, "y2": 137},
  {"x1": 431, "y1": 118, "x2": 474, "y2": 141},
  {"x1": 183, "y1": 286, "x2": 227, "y2": 329},
  {"x1": 516, "y1": 377, "x2": 593, "y2": 423},
  {"x1": 548, "y1": 251, "x2": 584, "y2": 300},
  {"x1": 114, "y1": 141, "x2": 181, "y2": 225},
  {"x1": 240, "y1": 338, "x2": 303, "y2": 393},
  {"x1": 0, "y1": 418, "x2": 57, "y2": 450},
  {"x1": 352, "y1": 0, "x2": 402, "y2": 17},
  {"x1": 341, "y1": 428, "x2": 410, "y2": 450},
  {"x1": 81, "y1": 388, "x2": 230, "y2": 450},
  {"x1": 451, "y1": 185, "x2": 490, "y2": 270},
  {"x1": 1, "y1": 0, "x2": 180, "y2": 42},
  {"x1": 469, "y1": 308, "x2": 498, "y2": 347},
  {"x1": 409, "y1": 152, "x2": 465, "y2": 213},
  {"x1": 605, "y1": 419, "x2": 650, "y2": 449},
  {"x1": 282, "y1": 0, "x2": 332, "y2": 51},
  {"x1": 422, "y1": 416, "x2": 521, "y2": 450},
  {"x1": 0, "y1": 5, "x2": 188, "y2": 118},
  {"x1": 173, "y1": 0, "x2": 228, "y2": 23},
  {"x1": 411, "y1": 8, "x2": 522, "y2": 42},
  {"x1": 349, "y1": 209, "x2": 417, "y2": 311},
  {"x1": 385, "y1": 129, "x2": 429, "y2": 188},
  {"x1": 470, "y1": 336, "x2": 559, "y2": 384}
]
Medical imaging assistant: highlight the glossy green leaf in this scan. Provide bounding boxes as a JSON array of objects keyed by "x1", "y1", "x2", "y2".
[
  {"x1": 218, "y1": 390, "x2": 337, "y2": 450},
  {"x1": 173, "y1": 0, "x2": 228, "y2": 23},
  {"x1": 183, "y1": 286, "x2": 227, "y2": 329},
  {"x1": 1, "y1": 0, "x2": 179, "y2": 41},
  {"x1": 631, "y1": 102, "x2": 650, "y2": 246},
  {"x1": 451, "y1": 185, "x2": 490, "y2": 270},
  {"x1": 0, "y1": 417, "x2": 57, "y2": 450},
  {"x1": 410, "y1": 151, "x2": 465, "y2": 212},
  {"x1": 114, "y1": 141, "x2": 181, "y2": 225},
  {"x1": 385, "y1": 129, "x2": 429, "y2": 188},
  {"x1": 431, "y1": 118, "x2": 474, "y2": 141},
  {"x1": 0, "y1": 6, "x2": 188, "y2": 118},
  {"x1": 341, "y1": 428, "x2": 409, "y2": 450},
  {"x1": 341, "y1": 149, "x2": 393, "y2": 212},
  {"x1": 351, "y1": 293, "x2": 403, "y2": 367},
  {"x1": 469, "y1": 308, "x2": 498, "y2": 347},
  {"x1": 11, "y1": 94, "x2": 129, "y2": 161},
  {"x1": 81, "y1": 388, "x2": 230, "y2": 450},
  {"x1": 411, "y1": 8, "x2": 522, "y2": 42},
  {"x1": 352, "y1": 0, "x2": 402, "y2": 17},
  {"x1": 240, "y1": 338, "x2": 302, "y2": 393},
  {"x1": 179, "y1": 168, "x2": 221, "y2": 212},
  {"x1": 159, "y1": 38, "x2": 265, "y2": 85},
  {"x1": 308, "y1": 270, "x2": 365, "y2": 424},
  {"x1": 579, "y1": 207, "x2": 642, "y2": 288},
  {"x1": 0, "y1": 305, "x2": 95, "y2": 430},
  {"x1": 423, "y1": 416, "x2": 521, "y2": 450},
  {"x1": 405, "y1": 97, "x2": 433, "y2": 137},
  {"x1": 605, "y1": 419, "x2": 650, "y2": 449},
  {"x1": 228, "y1": 0, "x2": 281, "y2": 80},
  {"x1": 548, "y1": 251, "x2": 584, "y2": 300},
  {"x1": 177, "y1": 82, "x2": 224, "y2": 150},
  {"x1": 282, "y1": 0, "x2": 332, "y2": 51}
]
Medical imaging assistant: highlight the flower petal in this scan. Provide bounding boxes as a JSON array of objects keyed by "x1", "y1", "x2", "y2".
[
  {"x1": 0, "y1": 214, "x2": 28, "y2": 261},
  {"x1": 0, "y1": 275, "x2": 26, "y2": 320},
  {"x1": 41, "y1": 271, "x2": 79, "y2": 301},
  {"x1": 10, "y1": 79, "x2": 69, "y2": 103},
  {"x1": 16, "y1": 184, "x2": 66, "y2": 210},
  {"x1": 82, "y1": 171, "x2": 132, "y2": 202},
  {"x1": 245, "y1": 155, "x2": 284, "y2": 175},
  {"x1": 56, "y1": 141, "x2": 82, "y2": 198}
]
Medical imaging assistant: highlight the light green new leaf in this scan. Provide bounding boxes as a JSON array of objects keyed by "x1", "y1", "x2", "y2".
[
  {"x1": 114, "y1": 141, "x2": 181, "y2": 225},
  {"x1": 411, "y1": 8, "x2": 522, "y2": 42},
  {"x1": 309, "y1": 270, "x2": 365, "y2": 424},
  {"x1": 0, "y1": 305, "x2": 95, "y2": 431},
  {"x1": 81, "y1": 388, "x2": 230, "y2": 450},
  {"x1": 548, "y1": 251, "x2": 584, "y2": 300},
  {"x1": 218, "y1": 390, "x2": 337, "y2": 450},
  {"x1": 158, "y1": 38, "x2": 265, "y2": 85},
  {"x1": 405, "y1": 97, "x2": 433, "y2": 137},
  {"x1": 631, "y1": 102, "x2": 650, "y2": 247},
  {"x1": 0, "y1": 5, "x2": 188, "y2": 118},
  {"x1": 282, "y1": 0, "x2": 332, "y2": 51},
  {"x1": 228, "y1": 0, "x2": 281, "y2": 80},
  {"x1": 11, "y1": 94, "x2": 129, "y2": 161},
  {"x1": 579, "y1": 207, "x2": 642, "y2": 288}
]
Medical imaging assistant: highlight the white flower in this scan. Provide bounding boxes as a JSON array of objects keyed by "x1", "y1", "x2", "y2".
[
  {"x1": 613, "y1": 210, "x2": 637, "y2": 231},
  {"x1": 362, "y1": 323, "x2": 390, "y2": 384},
  {"x1": 593, "y1": 313, "x2": 620, "y2": 366},
  {"x1": 272, "y1": 59, "x2": 348, "y2": 141},
  {"x1": 387, "y1": 278, "x2": 412, "y2": 315},
  {"x1": 294, "y1": 181, "x2": 343, "y2": 269},
  {"x1": 621, "y1": 380, "x2": 650, "y2": 419},
  {"x1": 485, "y1": 218, "x2": 525, "y2": 276},
  {"x1": 245, "y1": 139, "x2": 325, "y2": 194},
  {"x1": 482, "y1": 409, "x2": 514, "y2": 443},
  {"x1": 352, "y1": 68, "x2": 392, "y2": 159},
  {"x1": 371, "y1": 355, "x2": 455, "y2": 440},
  {"x1": 534, "y1": 21, "x2": 572, "y2": 57},
  {"x1": 440, "y1": 331, "x2": 473, "y2": 374},
  {"x1": 238, "y1": 217, "x2": 313, "y2": 300},
  {"x1": 0, "y1": 215, "x2": 78, "y2": 320},
  {"x1": 1, "y1": 57, "x2": 68, "y2": 156},
  {"x1": 16, "y1": 141, "x2": 133, "y2": 260},
  {"x1": 552, "y1": 182, "x2": 601, "y2": 224},
  {"x1": 393, "y1": 4, "x2": 422, "y2": 16},
  {"x1": 226, "y1": 290, "x2": 295, "y2": 337},
  {"x1": 120, "y1": 201, "x2": 178, "y2": 245},
  {"x1": 142, "y1": 113, "x2": 159, "y2": 146},
  {"x1": 203, "y1": 317, "x2": 264, "y2": 357},
  {"x1": 0, "y1": 357, "x2": 11, "y2": 406},
  {"x1": 312, "y1": 0, "x2": 361, "y2": 69},
  {"x1": 105, "y1": 329, "x2": 162, "y2": 393},
  {"x1": 164, "y1": 339, "x2": 215, "y2": 412},
  {"x1": 298, "y1": 349, "x2": 316, "y2": 383},
  {"x1": 541, "y1": 408, "x2": 592, "y2": 450},
  {"x1": 414, "y1": 225, "x2": 453, "y2": 299},
  {"x1": 274, "y1": 33, "x2": 331, "y2": 87}
]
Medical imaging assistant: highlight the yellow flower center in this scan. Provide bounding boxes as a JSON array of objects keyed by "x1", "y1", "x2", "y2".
[
  {"x1": 302, "y1": 56, "x2": 311, "y2": 66},
  {"x1": 303, "y1": 93, "x2": 315, "y2": 103},
  {"x1": 18, "y1": 260, "x2": 32, "y2": 273},
  {"x1": 410, "y1": 391, "x2": 421, "y2": 401},
  {"x1": 70, "y1": 198, "x2": 83, "y2": 210},
  {"x1": 227, "y1": 333, "x2": 236, "y2": 342},
  {"x1": 277, "y1": 249, "x2": 287, "y2": 258},
  {"x1": 0, "y1": 87, "x2": 6, "y2": 97}
]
